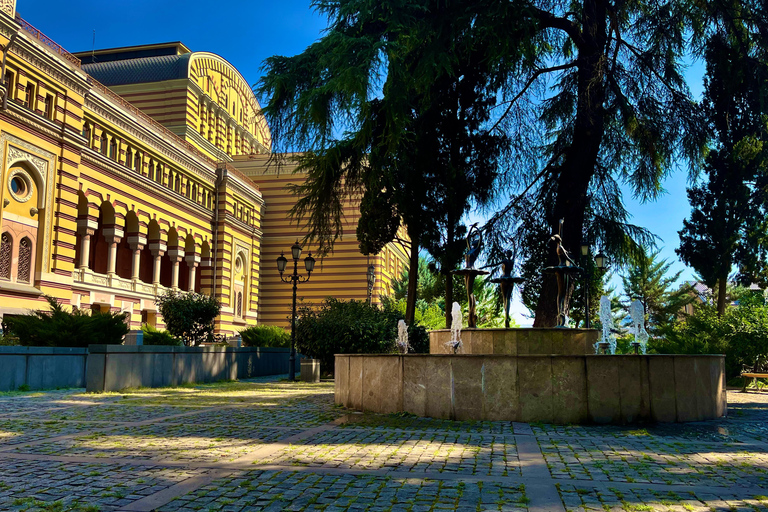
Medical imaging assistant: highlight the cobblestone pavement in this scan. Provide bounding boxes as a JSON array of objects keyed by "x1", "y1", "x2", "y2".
[{"x1": 0, "y1": 379, "x2": 767, "y2": 511}]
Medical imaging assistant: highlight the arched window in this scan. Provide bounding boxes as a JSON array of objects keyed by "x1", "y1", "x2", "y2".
[
  {"x1": 125, "y1": 148, "x2": 133, "y2": 169},
  {"x1": 134, "y1": 151, "x2": 141, "y2": 172},
  {"x1": 82, "y1": 123, "x2": 90, "y2": 141},
  {"x1": 109, "y1": 139, "x2": 117, "y2": 160},
  {"x1": 0, "y1": 233, "x2": 12, "y2": 280},
  {"x1": 17, "y1": 237, "x2": 32, "y2": 283},
  {"x1": 191, "y1": 183, "x2": 198, "y2": 202},
  {"x1": 236, "y1": 291, "x2": 242, "y2": 318},
  {"x1": 174, "y1": 175, "x2": 181, "y2": 193},
  {"x1": 100, "y1": 134, "x2": 107, "y2": 154},
  {"x1": 155, "y1": 163, "x2": 163, "y2": 183}
]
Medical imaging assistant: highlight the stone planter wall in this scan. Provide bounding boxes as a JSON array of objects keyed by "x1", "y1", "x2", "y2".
[
  {"x1": 335, "y1": 354, "x2": 726, "y2": 424},
  {"x1": 86, "y1": 345, "x2": 303, "y2": 392},
  {"x1": 0, "y1": 346, "x2": 88, "y2": 391},
  {"x1": 429, "y1": 328, "x2": 600, "y2": 355}
]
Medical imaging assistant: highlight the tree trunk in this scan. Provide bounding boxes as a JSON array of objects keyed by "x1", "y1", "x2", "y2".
[
  {"x1": 444, "y1": 271, "x2": 454, "y2": 329},
  {"x1": 716, "y1": 276, "x2": 727, "y2": 316},
  {"x1": 405, "y1": 234, "x2": 420, "y2": 326},
  {"x1": 533, "y1": 0, "x2": 608, "y2": 327},
  {"x1": 444, "y1": 220, "x2": 456, "y2": 329}
]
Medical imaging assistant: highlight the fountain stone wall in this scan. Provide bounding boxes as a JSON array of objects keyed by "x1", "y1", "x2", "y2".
[
  {"x1": 429, "y1": 328, "x2": 599, "y2": 355},
  {"x1": 335, "y1": 352, "x2": 727, "y2": 424}
]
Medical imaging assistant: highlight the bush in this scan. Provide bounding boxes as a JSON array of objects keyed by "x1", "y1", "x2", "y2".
[
  {"x1": 240, "y1": 324, "x2": 290, "y2": 348},
  {"x1": 141, "y1": 325, "x2": 182, "y2": 346},
  {"x1": 4, "y1": 296, "x2": 128, "y2": 347},
  {"x1": 294, "y1": 298, "x2": 427, "y2": 375},
  {"x1": 156, "y1": 290, "x2": 221, "y2": 346},
  {"x1": 651, "y1": 300, "x2": 768, "y2": 379}
]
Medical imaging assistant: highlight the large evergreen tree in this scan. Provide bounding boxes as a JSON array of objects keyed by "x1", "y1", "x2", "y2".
[
  {"x1": 479, "y1": 0, "x2": 704, "y2": 326},
  {"x1": 257, "y1": 0, "x2": 510, "y2": 325},
  {"x1": 677, "y1": 30, "x2": 768, "y2": 316}
]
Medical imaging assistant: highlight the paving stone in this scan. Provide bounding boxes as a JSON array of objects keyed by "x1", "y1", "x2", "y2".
[{"x1": 3, "y1": 381, "x2": 768, "y2": 511}]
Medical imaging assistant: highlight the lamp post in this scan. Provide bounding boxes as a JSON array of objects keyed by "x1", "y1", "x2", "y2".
[
  {"x1": 366, "y1": 263, "x2": 376, "y2": 305},
  {"x1": 580, "y1": 243, "x2": 591, "y2": 328},
  {"x1": 580, "y1": 245, "x2": 609, "y2": 329},
  {"x1": 277, "y1": 240, "x2": 315, "y2": 381}
]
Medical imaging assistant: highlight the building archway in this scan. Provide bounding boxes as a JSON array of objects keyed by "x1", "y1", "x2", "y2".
[{"x1": 89, "y1": 202, "x2": 116, "y2": 275}]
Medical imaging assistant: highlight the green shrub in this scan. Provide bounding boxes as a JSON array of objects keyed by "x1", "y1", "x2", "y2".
[
  {"x1": 156, "y1": 290, "x2": 221, "y2": 346},
  {"x1": 4, "y1": 296, "x2": 128, "y2": 347},
  {"x1": 240, "y1": 324, "x2": 290, "y2": 348},
  {"x1": 141, "y1": 325, "x2": 182, "y2": 346},
  {"x1": 0, "y1": 332, "x2": 18, "y2": 345},
  {"x1": 294, "y1": 298, "x2": 428, "y2": 375},
  {"x1": 651, "y1": 300, "x2": 768, "y2": 378}
]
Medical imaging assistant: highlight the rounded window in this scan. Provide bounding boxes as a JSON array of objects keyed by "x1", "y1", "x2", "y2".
[
  {"x1": 234, "y1": 256, "x2": 243, "y2": 274},
  {"x1": 7, "y1": 169, "x2": 34, "y2": 203}
]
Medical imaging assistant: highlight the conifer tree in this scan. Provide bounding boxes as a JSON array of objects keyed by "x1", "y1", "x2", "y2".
[
  {"x1": 621, "y1": 250, "x2": 693, "y2": 335},
  {"x1": 677, "y1": 30, "x2": 768, "y2": 315}
]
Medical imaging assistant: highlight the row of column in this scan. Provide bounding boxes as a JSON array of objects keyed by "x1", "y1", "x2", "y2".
[
  {"x1": 77, "y1": 220, "x2": 205, "y2": 292},
  {"x1": 198, "y1": 97, "x2": 257, "y2": 156}
]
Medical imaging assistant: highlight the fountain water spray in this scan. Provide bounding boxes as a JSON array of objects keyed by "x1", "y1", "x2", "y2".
[
  {"x1": 596, "y1": 295, "x2": 616, "y2": 354},
  {"x1": 396, "y1": 320, "x2": 410, "y2": 354},
  {"x1": 446, "y1": 302, "x2": 463, "y2": 353},
  {"x1": 630, "y1": 299, "x2": 648, "y2": 354}
]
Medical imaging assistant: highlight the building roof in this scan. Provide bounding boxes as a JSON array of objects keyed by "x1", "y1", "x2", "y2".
[
  {"x1": 73, "y1": 42, "x2": 191, "y2": 64},
  {"x1": 82, "y1": 54, "x2": 192, "y2": 86}
]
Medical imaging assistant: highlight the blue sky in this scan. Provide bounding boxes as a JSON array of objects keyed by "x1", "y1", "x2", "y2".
[{"x1": 23, "y1": 0, "x2": 707, "y2": 323}]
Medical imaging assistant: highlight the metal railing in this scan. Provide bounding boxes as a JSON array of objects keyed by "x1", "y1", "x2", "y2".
[{"x1": 15, "y1": 15, "x2": 81, "y2": 68}]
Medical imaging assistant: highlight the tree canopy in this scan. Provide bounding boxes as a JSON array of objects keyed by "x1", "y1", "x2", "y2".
[
  {"x1": 257, "y1": 0, "x2": 513, "y2": 325},
  {"x1": 256, "y1": 0, "x2": 768, "y2": 327},
  {"x1": 677, "y1": 25, "x2": 768, "y2": 315}
]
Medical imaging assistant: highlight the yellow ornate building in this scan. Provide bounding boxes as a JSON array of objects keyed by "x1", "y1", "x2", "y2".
[{"x1": 0, "y1": 1, "x2": 409, "y2": 334}]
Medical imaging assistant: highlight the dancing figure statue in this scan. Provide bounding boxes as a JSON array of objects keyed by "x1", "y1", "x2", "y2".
[
  {"x1": 629, "y1": 299, "x2": 649, "y2": 354},
  {"x1": 465, "y1": 223, "x2": 482, "y2": 269},
  {"x1": 499, "y1": 251, "x2": 515, "y2": 328},
  {"x1": 597, "y1": 295, "x2": 616, "y2": 354},
  {"x1": 548, "y1": 219, "x2": 579, "y2": 327}
]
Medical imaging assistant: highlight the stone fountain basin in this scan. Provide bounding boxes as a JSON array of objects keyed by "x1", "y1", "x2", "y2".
[
  {"x1": 334, "y1": 354, "x2": 726, "y2": 424},
  {"x1": 430, "y1": 328, "x2": 599, "y2": 355}
]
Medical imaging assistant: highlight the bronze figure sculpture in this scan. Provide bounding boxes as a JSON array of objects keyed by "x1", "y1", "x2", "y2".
[
  {"x1": 489, "y1": 250, "x2": 524, "y2": 328},
  {"x1": 543, "y1": 219, "x2": 582, "y2": 327},
  {"x1": 451, "y1": 222, "x2": 488, "y2": 328}
]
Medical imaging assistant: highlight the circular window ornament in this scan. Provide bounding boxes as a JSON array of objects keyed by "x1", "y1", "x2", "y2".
[
  {"x1": 7, "y1": 169, "x2": 33, "y2": 203},
  {"x1": 235, "y1": 257, "x2": 243, "y2": 273}
]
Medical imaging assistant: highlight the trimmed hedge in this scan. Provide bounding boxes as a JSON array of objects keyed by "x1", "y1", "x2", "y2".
[
  {"x1": 141, "y1": 325, "x2": 182, "y2": 346},
  {"x1": 294, "y1": 298, "x2": 428, "y2": 375},
  {"x1": 4, "y1": 296, "x2": 128, "y2": 347},
  {"x1": 240, "y1": 324, "x2": 290, "y2": 348}
]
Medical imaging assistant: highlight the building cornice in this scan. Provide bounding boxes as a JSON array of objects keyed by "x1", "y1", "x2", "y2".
[
  {"x1": 81, "y1": 148, "x2": 216, "y2": 219},
  {"x1": 221, "y1": 171, "x2": 263, "y2": 207},
  {"x1": 4, "y1": 20, "x2": 91, "y2": 97},
  {"x1": 85, "y1": 91, "x2": 217, "y2": 186}
]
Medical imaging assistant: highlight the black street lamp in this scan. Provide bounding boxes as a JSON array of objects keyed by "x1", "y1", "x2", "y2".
[
  {"x1": 366, "y1": 263, "x2": 376, "y2": 304},
  {"x1": 580, "y1": 244, "x2": 609, "y2": 329},
  {"x1": 580, "y1": 243, "x2": 591, "y2": 329},
  {"x1": 277, "y1": 240, "x2": 315, "y2": 381},
  {"x1": 594, "y1": 251, "x2": 608, "y2": 272}
]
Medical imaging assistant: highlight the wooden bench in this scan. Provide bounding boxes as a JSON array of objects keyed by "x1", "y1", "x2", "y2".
[
  {"x1": 741, "y1": 373, "x2": 768, "y2": 392},
  {"x1": 741, "y1": 357, "x2": 768, "y2": 391}
]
